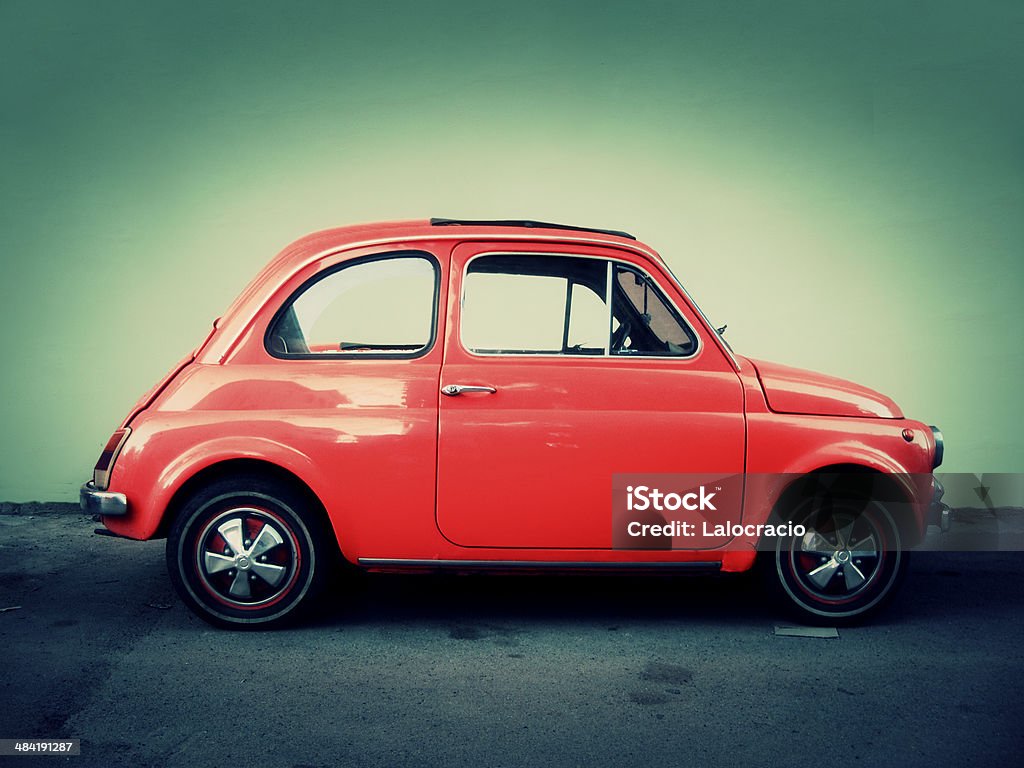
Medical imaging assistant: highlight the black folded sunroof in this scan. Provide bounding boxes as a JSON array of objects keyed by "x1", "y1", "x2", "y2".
[{"x1": 429, "y1": 217, "x2": 636, "y2": 241}]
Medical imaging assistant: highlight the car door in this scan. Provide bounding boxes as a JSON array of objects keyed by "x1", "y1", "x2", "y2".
[{"x1": 436, "y1": 241, "x2": 745, "y2": 551}]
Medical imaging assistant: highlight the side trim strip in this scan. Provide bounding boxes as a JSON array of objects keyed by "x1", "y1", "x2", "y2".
[{"x1": 357, "y1": 558, "x2": 721, "y2": 571}]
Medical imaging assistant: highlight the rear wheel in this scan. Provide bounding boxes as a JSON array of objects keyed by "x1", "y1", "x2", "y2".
[
  {"x1": 167, "y1": 476, "x2": 331, "y2": 629},
  {"x1": 771, "y1": 495, "x2": 908, "y2": 625}
]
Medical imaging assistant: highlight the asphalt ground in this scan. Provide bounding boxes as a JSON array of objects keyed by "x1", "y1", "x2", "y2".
[{"x1": 1, "y1": 506, "x2": 1022, "y2": 767}]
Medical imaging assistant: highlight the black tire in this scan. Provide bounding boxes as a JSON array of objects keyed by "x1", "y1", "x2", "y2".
[
  {"x1": 768, "y1": 494, "x2": 909, "y2": 625},
  {"x1": 166, "y1": 475, "x2": 331, "y2": 629}
]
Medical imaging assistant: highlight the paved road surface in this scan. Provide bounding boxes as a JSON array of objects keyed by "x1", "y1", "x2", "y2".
[{"x1": 1, "y1": 509, "x2": 1022, "y2": 767}]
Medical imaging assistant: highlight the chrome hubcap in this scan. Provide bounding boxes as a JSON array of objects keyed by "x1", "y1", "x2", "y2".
[
  {"x1": 197, "y1": 509, "x2": 296, "y2": 606},
  {"x1": 794, "y1": 512, "x2": 881, "y2": 598}
]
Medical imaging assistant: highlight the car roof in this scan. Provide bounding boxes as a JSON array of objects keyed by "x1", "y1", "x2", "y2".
[
  {"x1": 278, "y1": 218, "x2": 645, "y2": 261},
  {"x1": 200, "y1": 218, "x2": 663, "y2": 364}
]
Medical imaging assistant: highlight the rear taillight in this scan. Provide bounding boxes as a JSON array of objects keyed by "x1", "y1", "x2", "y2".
[{"x1": 93, "y1": 428, "x2": 131, "y2": 490}]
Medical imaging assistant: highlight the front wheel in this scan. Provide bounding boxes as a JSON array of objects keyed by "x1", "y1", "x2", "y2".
[
  {"x1": 167, "y1": 477, "x2": 331, "y2": 629},
  {"x1": 770, "y1": 496, "x2": 909, "y2": 625}
]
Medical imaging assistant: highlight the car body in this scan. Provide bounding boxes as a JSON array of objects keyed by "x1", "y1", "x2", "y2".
[{"x1": 82, "y1": 218, "x2": 948, "y2": 627}]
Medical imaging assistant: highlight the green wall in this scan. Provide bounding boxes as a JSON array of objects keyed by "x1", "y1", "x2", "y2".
[{"x1": 1, "y1": 1, "x2": 1021, "y2": 501}]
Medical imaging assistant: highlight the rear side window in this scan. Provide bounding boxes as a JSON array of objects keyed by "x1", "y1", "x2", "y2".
[{"x1": 267, "y1": 254, "x2": 438, "y2": 358}]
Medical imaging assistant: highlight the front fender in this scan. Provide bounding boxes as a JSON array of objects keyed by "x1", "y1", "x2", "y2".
[{"x1": 742, "y1": 413, "x2": 936, "y2": 544}]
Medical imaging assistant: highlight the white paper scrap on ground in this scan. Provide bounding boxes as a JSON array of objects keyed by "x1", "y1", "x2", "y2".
[{"x1": 774, "y1": 625, "x2": 839, "y2": 638}]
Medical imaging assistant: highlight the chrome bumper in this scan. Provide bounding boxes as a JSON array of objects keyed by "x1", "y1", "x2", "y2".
[
  {"x1": 927, "y1": 476, "x2": 951, "y2": 532},
  {"x1": 80, "y1": 481, "x2": 128, "y2": 517}
]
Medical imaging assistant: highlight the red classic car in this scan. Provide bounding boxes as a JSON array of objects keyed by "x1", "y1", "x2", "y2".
[{"x1": 82, "y1": 218, "x2": 948, "y2": 627}]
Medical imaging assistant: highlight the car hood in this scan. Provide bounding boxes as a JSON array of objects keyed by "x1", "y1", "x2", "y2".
[{"x1": 744, "y1": 357, "x2": 903, "y2": 419}]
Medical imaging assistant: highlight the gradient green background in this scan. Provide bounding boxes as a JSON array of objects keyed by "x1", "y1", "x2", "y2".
[{"x1": 1, "y1": 0, "x2": 1021, "y2": 502}]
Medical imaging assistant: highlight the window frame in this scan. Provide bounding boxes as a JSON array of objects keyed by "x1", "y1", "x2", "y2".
[
  {"x1": 458, "y1": 252, "x2": 702, "y2": 360},
  {"x1": 263, "y1": 250, "x2": 441, "y2": 361}
]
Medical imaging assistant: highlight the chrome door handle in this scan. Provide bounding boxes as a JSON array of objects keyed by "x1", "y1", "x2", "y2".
[{"x1": 441, "y1": 384, "x2": 497, "y2": 396}]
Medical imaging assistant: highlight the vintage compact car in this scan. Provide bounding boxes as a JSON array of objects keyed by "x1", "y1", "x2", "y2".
[{"x1": 82, "y1": 218, "x2": 948, "y2": 628}]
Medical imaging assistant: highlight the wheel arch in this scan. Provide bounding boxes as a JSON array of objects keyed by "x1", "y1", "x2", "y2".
[
  {"x1": 769, "y1": 463, "x2": 922, "y2": 547},
  {"x1": 156, "y1": 458, "x2": 346, "y2": 560}
]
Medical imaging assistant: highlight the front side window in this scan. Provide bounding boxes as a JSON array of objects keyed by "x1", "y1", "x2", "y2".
[
  {"x1": 267, "y1": 254, "x2": 437, "y2": 357},
  {"x1": 462, "y1": 255, "x2": 608, "y2": 355},
  {"x1": 460, "y1": 254, "x2": 696, "y2": 357}
]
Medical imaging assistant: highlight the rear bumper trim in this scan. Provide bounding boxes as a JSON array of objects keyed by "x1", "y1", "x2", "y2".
[{"x1": 80, "y1": 482, "x2": 128, "y2": 517}]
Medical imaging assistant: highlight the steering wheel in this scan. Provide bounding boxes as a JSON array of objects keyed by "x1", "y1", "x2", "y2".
[{"x1": 610, "y1": 321, "x2": 632, "y2": 352}]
